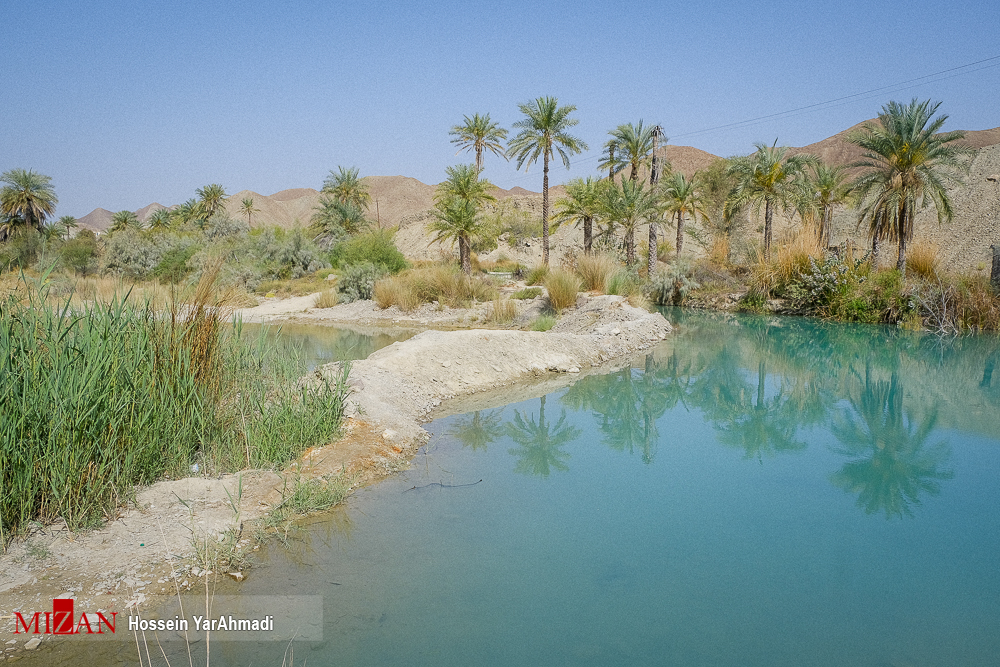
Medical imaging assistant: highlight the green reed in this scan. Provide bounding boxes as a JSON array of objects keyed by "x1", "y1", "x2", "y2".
[{"x1": 0, "y1": 273, "x2": 349, "y2": 546}]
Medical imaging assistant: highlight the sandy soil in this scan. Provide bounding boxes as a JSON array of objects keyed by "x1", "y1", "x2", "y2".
[{"x1": 0, "y1": 293, "x2": 670, "y2": 655}]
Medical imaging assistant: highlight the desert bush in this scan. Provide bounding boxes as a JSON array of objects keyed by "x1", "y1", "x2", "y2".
[
  {"x1": 544, "y1": 269, "x2": 580, "y2": 313},
  {"x1": 330, "y1": 228, "x2": 408, "y2": 274},
  {"x1": 512, "y1": 287, "x2": 543, "y2": 300},
  {"x1": 338, "y1": 262, "x2": 386, "y2": 302},
  {"x1": 375, "y1": 264, "x2": 497, "y2": 309},
  {"x1": 373, "y1": 275, "x2": 420, "y2": 311},
  {"x1": 253, "y1": 227, "x2": 330, "y2": 280},
  {"x1": 646, "y1": 265, "x2": 701, "y2": 306},
  {"x1": 576, "y1": 253, "x2": 617, "y2": 293},
  {"x1": 153, "y1": 245, "x2": 197, "y2": 283},
  {"x1": 708, "y1": 234, "x2": 731, "y2": 266},
  {"x1": 0, "y1": 228, "x2": 42, "y2": 271},
  {"x1": 59, "y1": 230, "x2": 98, "y2": 276},
  {"x1": 101, "y1": 228, "x2": 162, "y2": 279},
  {"x1": 205, "y1": 213, "x2": 249, "y2": 240}
]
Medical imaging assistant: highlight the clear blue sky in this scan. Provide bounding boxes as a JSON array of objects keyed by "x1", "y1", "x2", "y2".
[{"x1": 4, "y1": 0, "x2": 999, "y2": 218}]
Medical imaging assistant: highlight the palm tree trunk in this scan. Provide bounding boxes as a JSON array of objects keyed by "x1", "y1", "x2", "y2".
[
  {"x1": 476, "y1": 147, "x2": 483, "y2": 174},
  {"x1": 822, "y1": 205, "x2": 832, "y2": 247},
  {"x1": 896, "y1": 202, "x2": 908, "y2": 272},
  {"x1": 542, "y1": 152, "x2": 550, "y2": 266},
  {"x1": 764, "y1": 197, "x2": 774, "y2": 261},
  {"x1": 650, "y1": 128, "x2": 661, "y2": 187},
  {"x1": 676, "y1": 211, "x2": 684, "y2": 260},
  {"x1": 584, "y1": 215, "x2": 593, "y2": 254},
  {"x1": 648, "y1": 219, "x2": 657, "y2": 276},
  {"x1": 626, "y1": 227, "x2": 635, "y2": 265},
  {"x1": 608, "y1": 146, "x2": 615, "y2": 184},
  {"x1": 872, "y1": 236, "x2": 880, "y2": 268},
  {"x1": 460, "y1": 234, "x2": 471, "y2": 275}
]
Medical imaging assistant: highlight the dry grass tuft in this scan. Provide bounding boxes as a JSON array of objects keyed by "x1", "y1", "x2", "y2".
[
  {"x1": 576, "y1": 253, "x2": 618, "y2": 293},
  {"x1": 313, "y1": 289, "x2": 339, "y2": 309},
  {"x1": 708, "y1": 235, "x2": 731, "y2": 267},
  {"x1": 526, "y1": 265, "x2": 549, "y2": 286},
  {"x1": 907, "y1": 241, "x2": 940, "y2": 279},
  {"x1": 373, "y1": 263, "x2": 498, "y2": 311},
  {"x1": 544, "y1": 269, "x2": 580, "y2": 313},
  {"x1": 487, "y1": 297, "x2": 519, "y2": 325}
]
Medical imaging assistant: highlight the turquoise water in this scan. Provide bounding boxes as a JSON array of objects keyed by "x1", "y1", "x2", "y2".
[
  {"x1": 35, "y1": 312, "x2": 1000, "y2": 665},
  {"x1": 216, "y1": 310, "x2": 1000, "y2": 666}
]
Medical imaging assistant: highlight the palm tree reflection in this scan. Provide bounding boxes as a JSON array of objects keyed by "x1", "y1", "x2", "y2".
[
  {"x1": 831, "y1": 368, "x2": 953, "y2": 519},
  {"x1": 506, "y1": 396, "x2": 581, "y2": 477},
  {"x1": 447, "y1": 410, "x2": 504, "y2": 451}
]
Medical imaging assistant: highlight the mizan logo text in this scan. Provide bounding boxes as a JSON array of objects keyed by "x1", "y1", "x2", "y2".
[{"x1": 14, "y1": 599, "x2": 116, "y2": 635}]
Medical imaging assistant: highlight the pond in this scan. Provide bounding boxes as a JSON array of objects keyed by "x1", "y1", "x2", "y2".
[
  {"x1": 211, "y1": 310, "x2": 1000, "y2": 666},
  {"x1": 34, "y1": 311, "x2": 1000, "y2": 665}
]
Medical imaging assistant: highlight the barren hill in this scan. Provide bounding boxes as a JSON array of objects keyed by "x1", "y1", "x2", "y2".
[{"x1": 76, "y1": 208, "x2": 113, "y2": 233}]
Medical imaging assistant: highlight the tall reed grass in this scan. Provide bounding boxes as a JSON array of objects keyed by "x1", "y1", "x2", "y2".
[{"x1": 0, "y1": 270, "x2": 349, "y2": 546}]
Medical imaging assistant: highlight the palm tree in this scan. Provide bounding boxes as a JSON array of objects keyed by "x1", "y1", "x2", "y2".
[
  {"x1": 322, "y1": 166, "x2": 372, "y2": 211},
  {"x1": 311, "y1": 197, "x2": 369, "y2": 246},
  {"x1": 599, "y1": 179, "x2": 660, "y2": 265},
  {"x1": 848, "y1": 99, "x2": 971, "y2": 272},
  {"x1": 430, "y1": 164, "x2": 497, "y2": 274},
  {"x1": 554, "y1": 177, "x2": 603, "y2": 254},
  {"x1": 659, "y1": 172, "x2": 708, "y2": 261},
  {"x1": 195, "y1": 183, "x2": 228, "y2": 221},
  {"x1": 507, "y1": 96, "x2": 588, "y2": 265},
  {"x1": 726, "y1": 142, "x2": 817, "y2": 261},
  {"x1": 172, "y1": 198, "x2": 200, "y2": 227},
  {"x1": 448, "y1": 113, "x2": 509, "y2": 173},
  {"x1": 0, "y1": 169, "x2": 57, "y2": 241},
  {"x1": 56, "y1": 215, "x2": 78, "y2": 240},
  {"x1": 109, "y1": 210, "x2": 141, "y2": 234},
  {"x1": 598, "y1": 139, "x2": 622, "y2": 185},
  {"x1": 798, "y1": 164, "x2": 853, "y2": 247},
  {"x1": 608, "y1": 121, "x2": 655, "y2": 182},
  {"x1": 239, "y1": 197, "x2": 260, "y2": 226},
  {"x1": 147, "y1": 209, "x2": 171, "y2": 231},
  {"x1": 649, "y1": 125, "x2": 667, "y2": 186}
]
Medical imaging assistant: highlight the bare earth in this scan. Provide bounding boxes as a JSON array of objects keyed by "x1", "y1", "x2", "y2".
[{"x1": 0, "y1": 293, "x2": 670, "y2": 655}]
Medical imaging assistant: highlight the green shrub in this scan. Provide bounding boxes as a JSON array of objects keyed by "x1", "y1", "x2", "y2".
[
  {"x1": 59, "y1": 230, "x2": 98, "y2": 276},
  {"x1": 338, "y1": 262, "x2": 387, "y2": 302},
  {"x1": 153, "y1": 245, "x2": 197, "y2": 283},
  {"x1": 330, "y1": 229, "x2": 408, "y2": 274},
  {"x1": 101, "y1": 228, "x2": 162, "y2": 279},
  {"x1": 0, "y1": 228, "x2": 42, "y2": 270},
  {"x1": 530, "y1": 315, "x2": 557, "y2": 331},
  {"x1": 606, "y1": 268, "x2": 642, "y2": 297}
]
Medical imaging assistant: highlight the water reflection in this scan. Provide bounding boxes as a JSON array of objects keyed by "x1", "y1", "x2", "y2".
[
  {"x1": 442, "y1": 311, "x2": 1000, "y2": 519},
  {"x1": 831, "y1": 368, "x2": 953, "y2": 519},
  {"x1": 506, "y1": 395, "x2": 581, "y2": 477}
]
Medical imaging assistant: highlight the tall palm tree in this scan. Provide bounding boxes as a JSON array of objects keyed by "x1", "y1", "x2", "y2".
[
  {"x1": 109, "y1": 210, "x2": 141, "y2": 234},
  {"x1": 848, "y1": 99, "x2": 971, "y2": 271},
  {"x1": 239, "y1": 197, "x2": 260, "y2": 226},
  {"x1": 795, "y1": 163, "x2": 853, "y2": 247},
  {"x1": 507, "y1": 96, "x2": 588, "y2": 265},
  {"x1": 448, "y1": 113, "x2": 509, "y2": 173},
  {"x1": 646, "y1": 125, "x2": 669, "y2": 274},
  {"x1": 195, "y1": 183, "x2": 228, "y2": 221},
  {"x1": 0, "y1": 169, "x2": 57, "y2": 241},
  {"x1": 659, "y1": 172, "x2": 708, "y2": 261},
  {"x1": 598, "y1": 139, "x2": 621, "y2": 185},
  {"x1": 56, "y1": 215, "x2": 78, "y2": 240},
  {"x1": 322, "y1": 166, "x2": 372, "y2": 211},
  {"x1": 430, "y1": 164, "x2": 497, "y2": 274},
  {"x1": 608, "y1": 121, "x2": 655, "y2": 182},
  {"x1": 726, "y1": 142, "x2": 817, "y2": 261},
  {"x1": 172, "y1": 198, "x2": 200, "y2": 227},
  {"x1": 599, "y1": 179, "x2": 660, "y2": 265},
  {"x1": 554, "y1": 177, "x2": 603, "y2": 254}
]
